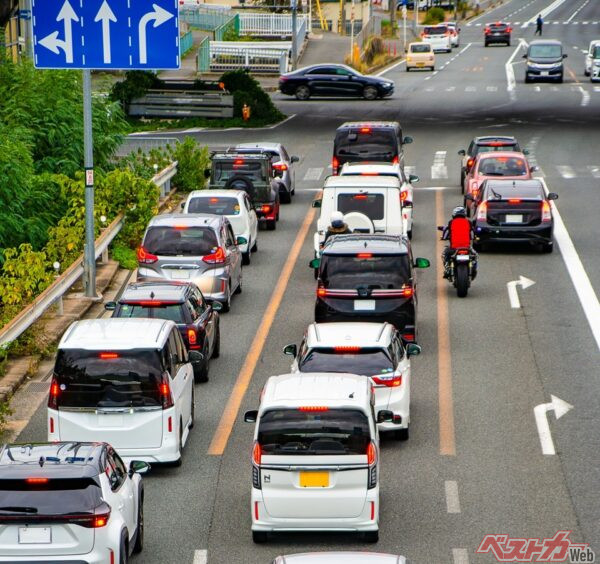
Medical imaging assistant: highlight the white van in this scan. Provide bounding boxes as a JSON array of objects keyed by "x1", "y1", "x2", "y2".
[
  {"x1": 244, "y1": 373, "x2": 382, "y2": 543},
  {"x1": 48, "y1": 318, "x2": 199, "y2": 465},
  {"x1": 313, "y1": 175, "x2": 406, "y2": 257},
  {"x1": 584, "y1": 39, "x2": 600, "y2": 81}
]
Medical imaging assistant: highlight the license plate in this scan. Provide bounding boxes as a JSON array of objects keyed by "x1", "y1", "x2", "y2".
[
  {"x1": 416, "y1": 62, "x2": 425, "y2": 67},
  {"x1": 170, "y1": 270, "x2": 190, "y2": 279},
  {"x1": 19, "y1": 527, "x2": 51, "y2": 544},
  {"x1": 505, "y1": 214, "x2": 523, "y2": 223},
  {"x1": 299, "y1": 471, "x2": 329, "y2": 488},
  {"x1": 354, "y1": 300, "x2": 376, "y2": 311},
  {"x1": 456, "y1": 254, "x2": 470, "y2": 262},
  {"x1": 540, "y1": 71, "x2": 549, "y2": 76}
]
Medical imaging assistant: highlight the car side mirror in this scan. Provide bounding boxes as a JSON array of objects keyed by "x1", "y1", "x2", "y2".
[
  {"x1": 547, "y1": 192, "x2": 559, "y2": 200},
  {"x1": 188, "y1": 350, "x2": 205, "y2": 365},
  {"x1": 409, "y1": 174, "x2": 420, "y2": 184},
  {"x1": 180, "y1": 202, "x2": 185, "y2": 210},
  {"x1": 283, "y1": 343, "x2": 297, "y2": 357},
  {"x1": 244, "y1": 410, "x2": 258, "y2": 423},
  {"x1": 563, "y1": 53, "x2": 568, "y2": 59},
  {"x1": 465, "y1": 194, "x2": 475, "y2": 201},
  {"x1": 309, "y1": 258, "x2": 321, "y2": 269},
  {"x1": 291, "y1": 155, "x2": 300, "y2": 163},
  {"x1": 458, "y1": 149, "x2": 466, "y2": 156},
  {"x1": 211, "y1": 300, "x2": 223, "y2": 312},
  {"x1": 530, "y1": 165, "x2": 539, "y2": 172},
  {"x1": 414, "y1": 257, "x2": 430, "y2": 269},
  {"x1": 406, "y1": 343, "x2": 421, "y2": 357},
  {"x1": 129, "y1": 460, "x2": 151, "y2": 476},
  {"x1": 523, "y1": 149, "x2": 530, "y2": 155},
  {"x1": 377, "y1": 410, "x2": 394, "y2": 423},
  {"x1": 311, "y1": 199, "x2": 322, "y2": 208},
  {"x1": 236, "y1": 236, "x2": 248, "y2": 246},
  {"x1": 204, "y1": 169, "x2": 211, "y2": 179},
  {"x1": 522, "y1": 54, "x2": 528, "y2": 59},
  {"x1": 104, "y1": 301, "x2": 116, "y2": 311},
  {"x1": 403, "y1": 136, "x2": 413, "y2": 145}
]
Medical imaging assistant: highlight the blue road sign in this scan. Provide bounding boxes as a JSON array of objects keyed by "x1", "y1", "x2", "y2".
[{"x1": 32, "y1": 0, "x2": 180, "y2": 70}]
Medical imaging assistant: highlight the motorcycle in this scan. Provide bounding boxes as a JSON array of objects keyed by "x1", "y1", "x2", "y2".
[{"x1": 438, "y1": 226, "x2": 478, "y2": 298}]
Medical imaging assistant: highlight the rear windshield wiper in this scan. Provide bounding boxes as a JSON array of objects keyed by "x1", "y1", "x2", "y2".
[
  {"x1": 490, "y1": 188, "x2": 503, "y2": 199},
  {"x1": 0, "y1": 506, "x2": 38, "y2": 513}
]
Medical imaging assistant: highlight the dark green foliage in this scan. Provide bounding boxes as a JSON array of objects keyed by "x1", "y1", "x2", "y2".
[
  {"x1": 109, "y1": 70, "x2": 163, "y2": 106},
  {"x1": 111, "y1": 244, "x2": 138, "y2": 270},
  {"x1": 423, "y1": 7, "x2": 446, "y2": 25}
]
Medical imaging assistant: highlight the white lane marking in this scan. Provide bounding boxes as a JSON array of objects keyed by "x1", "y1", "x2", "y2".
[
  {"x1": 431, "y1": 150, "x2": 447, "y2": 179},
  {"x1": 506, "y1": 39, "x2": 526, "y2": 100},
  {"x1": 534, "y1": 395, "x2": 574, "y2": 455},
  {"x1": 595, "y1": 86, "x2": 600, "y2": 92},
  {"x1": 507, "y1": 276, "x2": 536, "y2": 309},
  {"x1": 579, "y1": 86, "x2": 591, "y2": 106},
  {"x1": 487, "y1": 86, "x2": 498, "y2": 92},
  {"x1": 376, "y1": 57, "x2": 406, "y2": 76},
  {"x1": 557, "y1": 165, "x2": 576, "y2": 179},
  {"x1": 446, "y1": 86, "x2": 456, "y2": 92},
  {"x1": 572, "y1": 21, "x2": 579, "y2": 24},
  {"x1": 193, "y1": 550, "x2": 208, "y2": 564},
  {"x1": 534, "y1": 85, "x2": 541, "y2": 92},
  {"x1": 453, "y1": 548, "x2": 470, "y2": 564},
  {"x1": 566, "y1": 0, "x2": 591, "y2": 23},
  {"x1": 522, "y1": 0, "x2": 568, "y2": 27},
  {"x1": 445, "y1": 481, "x2": 461, "y2": 514},
  {"x1": 303, "y1": 167, "x2": 323, "y2": 182},
  {"x1": 465, "y1": 86, "x2": 476, "y2": 92},
  {"x1": 540, "y1": 178, "x2": 600, "y2": 351},
  {"x1": 588, "y1": 166, "x2": 600, "y2": 178}
]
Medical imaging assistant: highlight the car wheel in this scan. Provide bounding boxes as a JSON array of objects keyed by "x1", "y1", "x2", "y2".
[
  {"x1": 211, "y1": 323, "x2": 220, "y2": 359},
  {"x1": 407, "y1": 228, "x2": 413, "y2": 240},
  {"x1": 460, "y1": 170, "x2": 465, "y2": 193},
  {"x1": 119, "y1": 531, "x2": 129, "y2": 564},
  {"x1": 251, "y1": 239, "x2": 258, "y2": 252},
  {"x1": 584, "y1": 70, "x2": 590, "y2": 77},
  {"x1": 242, "y1": 248, "x2": 251, "y2": 265},
  {"x1": 484, "y1": 42, "x2": 488, "y2": 47},
  {"x1": 406, "y1": 66, "x2": 411, "y2": 72},
  {"x1": 189, "y1": 388, "x2": 195, "y2": 429},
  {"x1": 234, "y1": 276, "x2": 242, "y2": 295},
  {"x1": 395, "y1": 426, "x2": 409, "y2": 441},
  {"x1": 525, "y1": 75, "x2": 532, "y2": 84},
  {"x1": 431, "y1": 66, "x2": 435, "y2": 71},
  {"x1": 221, "y1": 284, "x2": 231, "y2": 313},
  {"x1": 363, "y1": 531, "x2": 379, "y2": 543},
  {"x1": 252, "y1": 531, "x2": 268, "y2": 543},
  {"x1": 280, "y1": 189, "x2": 292, "y2": 204},
  {"x1": 194, "y1": 343, "x2": 209, "y2": 383},
  {"x1": 266, "y1": 219, "x2": 276, "y2": 230},
  {"x1": 295, "y1": 85, "x2": 310, "y2": 100},
  {"x1": 363, "y1": 85, "x2": 379, "y2": 100},
  {"x1": 133, "y1": 494, "x2": 144, "y2": 553},
  {"x1": 507, "y1": 41, "x2": 511, "y2": 46},
  {"x1": 172, "y1": 422, "x2": 183, "y2": 467}
]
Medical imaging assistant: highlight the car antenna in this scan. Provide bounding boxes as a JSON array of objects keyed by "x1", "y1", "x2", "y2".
[
  {"x1": 349, "y1": 392, "x2": 355, "y2": 398},
  {"x1": 364, "y1": 241, "x2": 368, "y2": 248},
  {"x1": 150, "y1": 291, "x2": 155, "y2": 299},
  {"x1": 38, "y1": 456, "x2": 45, "y2": 467}
]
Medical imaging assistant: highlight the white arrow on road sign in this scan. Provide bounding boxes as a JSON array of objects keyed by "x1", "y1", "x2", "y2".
[
  {"x1": 39, "y1": 0, "x2": 78, "y2": 63},
  {"x1": 507, "y1": 275, "x2": 536, "y2": 309},
  {"x1": 94, "y1": 0, "x2": 117, "y2": 65},
  {"x1": 138, "y1": 4, "x2": 175, "y2": 64},
  {"x1": 534, "y1": 395, "x2": 573, "y2": 455}
]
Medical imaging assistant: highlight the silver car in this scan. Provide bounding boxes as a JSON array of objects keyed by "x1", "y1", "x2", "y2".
[
  {"x1": 272, "y1": 553, "x2": 410, "y2": 564},
  {"x1": 235, "y1": 142, "x2": 299, "y2": 204},
  {"x1": 137, "y1": 214, "x2": 243, "y2": 312}
]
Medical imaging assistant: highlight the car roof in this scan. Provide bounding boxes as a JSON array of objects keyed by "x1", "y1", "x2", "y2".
[
  {"x1": 337, "y1": 121, "x2": 400, "y2": 130},
  {"x1": 59, "y1": 318, "x2": 174, "y2": 350},
  {"x1": 119, "y1": 281, "x2": 193, "y2": 303},
  {"x1": 484, "y1": 179, "x2": 543, "y2": 189},
  {"x1": 261, "y1": 373, "x2": 370, "y2": 410},
  {"x1": 340, "y1": 162, "x2": 401, "y2": 174},
  {"x1": 211, "y1": 151, "x2": 269, "y2": 161},
  {"x1": 276, "y1": 553, "x2": 406, "y2": 564},
  {"x1": 475, "y1": 150, "x2": 526, "y2": 160},
  {"x1": 0, "y1": 442, "x2": 105, "y2": 479},
  {"x1": 306, "y1": 322, "x2": 394, "y2": 348},
  {"x1": 323, "y1": 234, "x2": 409, "y2": 255},
  {"x1": 323, "y1": 175, "x2": 400, "y2": 188},
  {"x1": 474, "y1": 135, "x2": 517, "y2": 144},
  {"x1": 529, "y1": 39, "x2": 562, "y2": 46},
  {"x1": 147, "y1": 213, "x2": 222, "y2": 228},
  {"x1": 236, "y1": 142, "x2": 282, "y2": 151},
  {"x1": 187, "y1": 189, "x2": 246, "y2": 200}
]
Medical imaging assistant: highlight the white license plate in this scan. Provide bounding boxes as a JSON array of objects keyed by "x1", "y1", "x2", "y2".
[
  {"x1": 505, "y1": 214, "x2": 523, "y2": 223},
  {"x1": 354, "y1": 300, "x2": 376, "y2": 311},
  {"x1": 540, "y1": 71, "x2": 549, "y2": 76},
  {"x1": 456, "y1": 254, "x2": 470, "y2": 262},
  {"x1": 19, "y1": 527, "x2": 51, "y2": 544},
  {"x1": 170, "y1": 270, "x2": 190, "y2": 279}
]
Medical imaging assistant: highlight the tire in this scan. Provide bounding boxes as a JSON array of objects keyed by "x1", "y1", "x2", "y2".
[
  {"x1": 211, "y1": 324, "x2": 220, "y2": 359},
  {"x1": 431, "y1": 66, "x2": 435, "y2": 71},
  {"x1": 542, "y1": 242, "x2": 554, "y2": 253},
  {"x1": 295, "y1": 85, "x2": 310, "y2": 100},
  {"x1": 407, "y1": 228, "x2": 413, "y2": 240},
  {"x1": 455, "y1": 262, "x2": 469, "y2": 298},
  {"x1": 266, "y1": 219, "x2": 276, "y2": 231},
  {"x1": 173, "y1": 423, "x2": 183, "y2": 467},
  {"x1": 133, "y1": 494, "x2": 144, "y2": 554},
  {"x1": 584, "y1": 69, "x2": 590, "y2": 77},
  {"x1": 507, "y1": 41, "x2": 511, "y2": 47},
  {"x1": 220, "y1": 283, "x2": 231, "y2": 313},
  {"x1": 279, "y1": 190, "x2": 292, "y2": 204},
  {"x1": 394, "y1": 426, "x2": 409, "y2": 441},
  {"x1": 234, "y1": 276, "x2": 242, "y2": 295},
  {"x1": 119, "y1": 531, "x2": 129, "y2": 564},
  {"x1": 363, "y1": 85, "x2": 379, "y2": 100},
  {"x1": 460, "y1": 170, "x2": 465, "y2": 193},
  {"x1": 194, "y1": 342, "x2": 209, "y2": 383},
  {"x1": 363, "y1": 531, "x2": 379, "y2": 543},
  {"x1": 484, "y1": 42, "x2": 489, "y2": 47},
  {"x1": 242, "y1": 249, "x2": 251, "y2": 265},
  {"x1": 406, "y1": 66, "x2": 411, "y2": 72},
  {"x1": 189, "y1": 388, "x2": 195, "y2": 429},
  {"x1": 313, "y1": 265, "x2": 319, "y2": 279},
  {"x1": 251, "y1": 239, "x2": 258, "y2": 252},
  {"x1": 252, "y1": 531, "x2": 268, "y2": 543}
]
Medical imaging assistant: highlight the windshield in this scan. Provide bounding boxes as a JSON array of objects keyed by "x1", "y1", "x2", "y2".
[
  {"x1": 258, "y1": 409, "x2": 371, "y2": 455},
  {"x1": 116, "y1": 303, "x2": 184, "y2": 323},
  {"x1": 143, "y1": 226, "x2": 218, "y2": 257},
  {"x1": 478, "y1": 156, "x2": 527, "y2": 176},
  {"x1": 529, "y1": 45, "x2": 562, "y2": 59},
  {"x1": 187, "y1": 196, "x2": 241, "y2": 215},
  {"x1": 337, "y1": 193, "x2": 385, "y2": 220},
  {"x1": 321, "y1": 254, "x2": 411, "y2": 290},
  {"x1": 335, "y1": 130, "x2": 398, "y2": 160},
  {"x1": 485, "y1": 185, "x2": 544, "y2": 200},
  {"x1": 213, "y1": 160, "x2": 265, "y2": 183},
  {"x1": 299, "y1": 348, "x2": 394, "y2": 377},
  {"x1": 474, "y1": 143, "x2": 519, "y2": 155},
  {"x1": 410, "y1": 44, "x2": 431, "y2": 53},
  {"x1": 54, "y1": 349, "x2": 164, "y2": 408}
]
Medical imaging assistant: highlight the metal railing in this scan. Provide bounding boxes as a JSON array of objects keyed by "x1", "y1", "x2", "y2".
[
  {"x1": 208, "y1": 43, "x2": 290, "y2": 73},
  {"x1": 0, "y1": 163, "x2": 178, "y2": 348},
  {"x1": 180, "y1": 6, "x2": 232, "y2": 29},
  {"x1": 238, "y1": 13, "x2": 308, "y2": 38},
  {"x1": 180, "y1": 31, "x2": 194, "y2": 56},
  {"x1": 214, "y1": 14, "x2": 240, "y2": 41}
]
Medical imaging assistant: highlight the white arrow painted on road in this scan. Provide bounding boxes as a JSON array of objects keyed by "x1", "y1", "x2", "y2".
[
  {"x1": 39, "y1": 0, "x2": 78, "y2": 63},
  {"x1": 138, "y1": 4, "x2": 175, "y2": 64},
  {"x1": 94, "y1": 0, "x2": 117, "y2": 65},
  {"x1": 534, "y1": 395, "x2": 573, "y2": 455},
  {"x1": 507, "y1": 275, "x2": 535, "y2": 309}
]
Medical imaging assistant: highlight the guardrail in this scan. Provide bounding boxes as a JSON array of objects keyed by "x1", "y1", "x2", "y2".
[
  {"x1": 180, "y1": 31, "x2": 194, "y2": 56},
  {"x1": 128, "y1": 89, "x2": 234, "y2": 119},
  {"x1": 238, "y1": 13, "x2": 308, "y2": 37},
  {"x1": 0, "y1": 163, "x2": 178, "y2": 348},
  {"x1": 207, "y1": 41, "x2": 291, "y2": 73}
]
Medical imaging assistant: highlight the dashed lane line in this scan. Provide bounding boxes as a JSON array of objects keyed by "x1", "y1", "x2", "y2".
[
  {"x1": 557, "y1": 165, "x2": 576, "y2": 179},
  {"x1": 193, "y1": 550, "x2": 208, "y2": 564},
  {"x1": 453, "y1": 548, "x2": 470, "y2": 564},
  {"x1": 431, "y1": 150, "x2": 448, "y2": 180},
  {"x1": 303, "y1": 167, "x2": 323, "y2": 182},
  {"x1": 445, "y1": 481, "x2": 461, "y2": 514}
]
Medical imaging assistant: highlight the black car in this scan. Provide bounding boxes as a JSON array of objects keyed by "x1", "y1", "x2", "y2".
[
  {"x1": 458, "y1": 136, "x2": 526, "y2": 191},
  {"x1": 484, "y1": 22, "x2": 512, "y2": 46},
  {"x1": 467, "y1": 179, "x2": 558, "y2": 253},
  {"x1": 106, "y1": 281, "x2": 221, "y2": 382},
  {"x1": 333, "y1": 121, "x2": 412, "y2": 174},
  {"x1": 310, "y1": 235, "x2": 430, "y2": 341},
  {"x1": 278, "y1": 64, "x2": 394, "y2": 101},
  {"x1": 524, "y1": 40, "x2": 567, "y2": 83}
]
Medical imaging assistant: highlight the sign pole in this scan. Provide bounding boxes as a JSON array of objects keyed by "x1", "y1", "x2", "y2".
[
  {"x1": 402, "y1": 4, "x2": 407, "y2": 48},
  {"x1": 291, "y1": 0, "x2": 297, "y2": 70},
  {"x1": 82, "y1": 69, "x2": 96, "y2": 298},
  {"x1": 350, "y1": 0, "x2": 355, "y2": 60}
]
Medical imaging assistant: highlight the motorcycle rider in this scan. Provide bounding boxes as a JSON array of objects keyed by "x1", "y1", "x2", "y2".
[
  {"x1": 441, "y1": 206, "x2": 477, "y2": 279},
  {"x1": 325, "y1": 211, "x2": 352, "y2": 241}
]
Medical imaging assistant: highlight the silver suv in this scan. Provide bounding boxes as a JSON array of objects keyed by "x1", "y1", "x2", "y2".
[{"x1": 137, "y1": 214, "x2": 243, "y2": 312}]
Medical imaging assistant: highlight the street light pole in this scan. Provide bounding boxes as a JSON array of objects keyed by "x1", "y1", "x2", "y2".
[
  {"x1": 291, "y1": 0, "x2": 298, "y2": 70},
  {"x1": 82, "y1": 69, "x2": 96, "y2": 298}
]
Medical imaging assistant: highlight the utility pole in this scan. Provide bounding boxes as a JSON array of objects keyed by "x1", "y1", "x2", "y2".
[
  {"x1": 291, "y1": 0, "x2": 298, "y2": 70},
  {"x1": 82, "y1": 69, "x2": 96, "y2": 298},
  {"x1": 389, "y1": 0, "x2": 396, "y2": 35},
  {"x1": 414, "y1": 0, "x2": 419, "y2": 32},
  {"x1": 350, "y1": 0, "x2": 355, "y2": 60}
]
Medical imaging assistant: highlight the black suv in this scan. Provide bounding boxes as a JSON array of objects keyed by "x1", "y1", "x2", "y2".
[
  {"x1": 106, "y1": 281, "x2": 221, "y2": 382},
  {"x1": 310, "y1": 235, "x2": 430, "y2": 341},
  {"x1": 332, "y1": 121, "x2": 413, "y2": 174},
  {"x1": 484, "y1": 22, "x2": 512, "y2": 47},
  {"x1": 467, "y1": 179, "x2": 558, "y2": 252}
]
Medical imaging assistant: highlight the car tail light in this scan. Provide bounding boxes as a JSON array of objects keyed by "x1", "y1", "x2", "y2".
[
  {"x1": 372, "y1": 374, "x2": 402, "y2": 387},
  {"x1": 353, "y1": 194, "x2": 368, "y2": 200},
  {"x1": 541, "y1": 200, "x2": 552, "y2": 222},
  {"x1": 202, "y1": 246, "x2": 226, "y2": 265},
  {"x1": 279, "y1": 75, "x2": 288, "y2": 82},
  {"x1": 484, "y1": 27, "x2": 490, "y2": 35},
  {"x1": 298, "y1": 406, "x2": 329, "y2": 412},
  {"x1": 26, "y1": 477, "x2": 49, "y2": 484},
  {"x1": 466, "y1": 158, "x2": 474, "y2": 169},
  {"x1": 252, "y1": 442, "x2": 262, "y2": 488},
  {"x1": 272, "y1": 163, "x2": 288, "y2": 171},
  {"x1": 334, "y1": 346, "x2": 361, "y2": 353},
  {"x1": 160, "y1": 378, "x2": 174, "y2": 409},
  {"x1": 367, "y1": 442, "x2": 377, "y2": 489},
  {"x1": 137, "y1": 246, "x2": 158, "y2": 264},
  {"x1": 400, "y1": 285, "x2": 413, "y2": 298},
  {"x1": 360, "y1": 127, "x2": 371, "y2": 133},
  {"x1": 332, "y1": 156, "x2": 339, "y2": 175},
  {"x1": 187, "y1": 328, "x2": 199, "y2": 348},
  {"x1": 261, "y1": 204, "x2": 272, "y2": 214},
  {"x1": 316, "y1": 287, "x2": 328, "y2": 298},
  {"x1": 506, "y1": 27, "x2": 512, "y2": 33},
  {"x1": 99, "y1": 352, "x2": 119, "y2": 359},
  {"x1": 508, "y1": 199, "x2": 521, "y2": 204},
  {"x1": 487, "y1": 141, "x2": 508, "y2": 146},
  {"x1": 392, "y1": 156, "x2": 399, "y2": 165},
  {"x1": 48, "y1": 377, "x2": 59, "y2": 410},
  {"x1": 360, "y1": 172, "x2": 379, "y2": 176},
  {"x1": 445, "y1": 31, "x2": 451, "y2": 36},
  {"x1": 402, "y1": 332, "x2": 415, "y2": 342},
  {"x1": 400, "y1": 190, "x2": 408, "y2": 202},
  {"x1": 80, "y1": 507, "x2": 111, "y2": 529},
  {"x1": 252, "y1": 441, "x2": 262, "y2": 465},
  {"x1": 234, "y1": 159, "x2": 244, "y2": 165},
  {"x1": 357, "y1": 253, "x2": 372, "y2": 259},
  {"x1": 477, "y1": 201, "x2": 488, "y2": 221}
]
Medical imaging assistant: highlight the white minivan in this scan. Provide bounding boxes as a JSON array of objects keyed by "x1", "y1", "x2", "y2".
[
  {"x1": 313, "y1": 175, "x2": 406, "y2": 257},
  {"x1": 48, "y1": 318, "x2": 199, "y2": 465},
  {"x1": 244, "y1": 372, "x2": 382, "y2": 543}
]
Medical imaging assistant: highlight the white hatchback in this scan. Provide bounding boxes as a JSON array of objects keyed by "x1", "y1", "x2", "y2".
[
  {"x1": 421, "y1": 24, "x2": 452, "y2": 53},
  {"x1": 244, "y1": 373, "x2": 381, "y2": 543},
  {"x1": 48, "y1": 318, "x2": 197, "y2": 465},
  {"x1": 182, "y1": 189, "x2": 258, "y2": 265},
  {"x1": 284, "y1": 322, "x2": 421, "y2": 440}
]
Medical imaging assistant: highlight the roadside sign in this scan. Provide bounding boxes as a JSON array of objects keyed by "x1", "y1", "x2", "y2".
[{"x1": 32, "y1": 0, "x2": 180, "y2": 70}]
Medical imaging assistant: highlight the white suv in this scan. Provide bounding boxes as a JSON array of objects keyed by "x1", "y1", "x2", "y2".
[
  {"x1": 284, "y1": 322, "x2": 421, "y2": 440},
  {"x1": 244, "y1": 373, "x2": 381, "y2": 543},
  {"x1": 0, "y1": 442, "x2": 147, "y2": 563},
  {"x1": 48, "y1": 318, "x2": 198, "y2": 465}
]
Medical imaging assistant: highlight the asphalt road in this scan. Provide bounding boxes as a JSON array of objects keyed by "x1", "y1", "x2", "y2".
[{"x1": 12, "y1": 0, "x2": 600, "y2": 562}]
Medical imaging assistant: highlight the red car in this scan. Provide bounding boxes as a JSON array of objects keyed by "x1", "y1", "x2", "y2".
[{"x1": 463, "y1": 152, "x2": 537, "y2": 215}]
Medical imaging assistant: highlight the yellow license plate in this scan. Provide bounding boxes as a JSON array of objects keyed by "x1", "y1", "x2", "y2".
[
  {"x1": 299, "y1": 471, "x2": 329, "y2": 488},
  {"x1": 416, "y1": 63, "x2": 425, "y2": 67}
]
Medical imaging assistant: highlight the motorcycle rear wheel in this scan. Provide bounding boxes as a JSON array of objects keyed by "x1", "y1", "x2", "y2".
[{"x1": 455, "y1": 262, "x2": 469, "y2": 298}]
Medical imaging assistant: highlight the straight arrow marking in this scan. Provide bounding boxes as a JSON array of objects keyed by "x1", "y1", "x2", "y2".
[
  {"x1": 534, "y1": 395, "x2": 573, "y2": 455},
  {"x1": 507, "y1": 275, "x2": 536, "y2": 309},
  {"x1": 39, "y1": 0, "x2": 78, "y2": 63},
  {"x1": 94, "y1": 0, "x2": 117, "y2": 64}
]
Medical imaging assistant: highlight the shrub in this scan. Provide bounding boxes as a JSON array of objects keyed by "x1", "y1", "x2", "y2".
[
  {"x1": 423, "y1": 7, "x2": 446, "y2": 25},
  {"x1": 363, "y1": 36, "x2": 385, "y2": 65},
  {"x1": 111, "y1": 244, "x2": 138, "y2": 270},
  {"x1": 0, "y1": 400, "x2": 12, "y2": 434},
  {"x1": 110, "y1": 70, "x2": 162, "y2": 107},
  {"x1": 169, "y1": 138, "x2": 210, "y2": 192}
]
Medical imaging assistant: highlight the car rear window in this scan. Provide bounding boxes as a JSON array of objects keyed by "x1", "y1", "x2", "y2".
[
  {"x1": 321, "y1": 254, "x2": 411, "y2": 290},
  {"x1": 258, "y1": 409, "x2": 371, "y2": 455},
  {"x1": 213, "y1": 160, "x2": 264, "y2": 182},
  {"x1": 410, "y1": 44, "x2": 431, "y2": 53},
  {"x1": 299, "y1": 348, "x2": 394, "y2": 377},
  {"x1": 474, "y1": 142, "x2": 519, "y2": 156},
  {"x1": 116, "y1": 303, "x2": 184, "y2": 323},
  {"x1": 485, "y1": 184, "x2": 544, "y2": 200},
  {"x1": 337, "y1": 193, "x2": 385, "y2": 220},
  {"x1": 489, "y1": 23, "x2": 508, "y2": 30},
  {"x1": 187, "y1": 196, "x2": 241, "y2": 215},
  {"x1": 424, "y1": 26, "x2": 447, "y2": 34},
  {"x1": 143, "y1": 226, "x2": 218, "y2": 257},
  {"x1": 478, "y1": 156, "x2": 527, "y2": 176},
  {"x1": 334, "y1": 129, "x2": 398, "y2": 161},
  {"x1": 53, "y1": 349, "x2": 164, "y2": 408}
]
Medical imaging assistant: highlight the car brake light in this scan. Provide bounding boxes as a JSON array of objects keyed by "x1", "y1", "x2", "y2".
[
  {"x1": 360, "y1": 127, "x2": 371, "y2": 133},
  {"x1": 360, "y1": 172, "x2": 379, "y2": 176},
  {"x1": 26, "y1": 477, "x2": 49, "y2": 484},
  {"x1": 209, "y1": 197, "x2": 219, "y2": 203},
  {"x1": 402, "y1": 332, "x2": 415, "y2": 342},
  {"x1": 392, "y1": 156, "x2": 399, "y2": 165},
  {"x1": 137, "y1": 246, "x2": 158, "y2": 264},
  {"x1": 160, "y1": 378, "x2": 174, "y2": 409},
  {"x1": 173, "y1": 225, "x2": 188, "y2": 231},
  {"x1": 445, "y1": 31, "x2": 451, "y2": 36},
  {"x1": 334, "y1": 346, "x2": 361, "y2": 352},
  {"x1": 261, "y1": 204, "x2": 272, "y2": 214},
  {"x1": 317, "y1": 287, "x2": 328, "y2": 297},
  {"x1": 541, "y1": 200, "x2": 552, "y2": 222},
  {"x1": 252, "y1": 441, "x2": 262, "y2": 465},
  {"x1": 48, "y1": 377, "x2": 59, "y2": 409},
  {"x1": 372, "y1": 375, "x2": 402, "y2": 387},
  {"x1": 298, "y1": 406, "x2": 329, "y2": 412},
  {"x1": 353, "y1": 194, "x2": 368, "y2": 200},
  {"x1": 272, "y1": 163, "x2": 288, "y2": 171},
  {"x1": 487, "y1": 141, "x2": 508, "y2": 146},
  {"x1": 79, "y1": 507, "x2": 111, "y2": 529},
  {"x1": 134, "y1": 300, "x2": 177, "y2": 307},
  {"x1": 332, "y1": 156, "x2": 339, "y2": 175},
  {"x1": 93, "y1": 514, "x2": 109, "y2": 528},
  {"x1": 234, "y1": 159, "x2": 244, "y2": 165},
  {"x1": 357, "y1": 253, "x2": 372, "y2": 258},
  {"x1": 99, "y1": 352, "x2": 119, "y2": 359},
  {"x1": 367, "y1": 442, "x2": 376, "y2": 465},
  {"x1": 187, "y1": 328, "x2": 197, "y2": 346},
  {"x1": 202, "y1": 246, "x2": 226, "y2": 265},
  {"x1": 401, "y1": 285, "x2": 413, "y2": 298},
  {"x1": 508, "y1": 199, "x2": 521, "y2": 204},
  {"x1": 477, "y1": 201, "x2": 488, "y2": 221},
  {"x1": 507, "y1": 27, "x2": 512, "y2": 33},
  {"x1": 400, "y1": 190, "x2": 408, "y2": 202},
  {"x1": 466, "y1": 158, "x2": 474, "y2": 168}
]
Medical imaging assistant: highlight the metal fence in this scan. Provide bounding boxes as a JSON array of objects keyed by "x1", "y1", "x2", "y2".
[
  {"x1": 238, "y1": 13, "x2": 309, "y2": 38},
  {"x1": 180, "y1": 6, "x2": 233, "y2": 29},
  {"x1": 207, "y1": 42, "x2": 290, "y2": 73},
  {"x1": 180, "y1": 31, "x2": 194, "y2": 56},
  {"x1": 214, "y1": 14, "x2": 240, "y2": 41}
]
